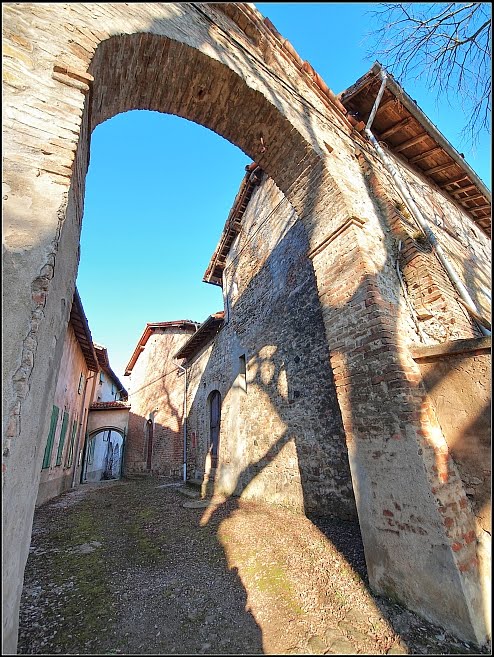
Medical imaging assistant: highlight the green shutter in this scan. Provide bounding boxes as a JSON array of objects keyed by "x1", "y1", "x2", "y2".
[
  {"x1": 65, "y1": 420, "x2": 78, "y2": 468},
  {"x1": 42, "y1": 405, "x2": 59, "y2": 470},
  {"x1": 55, "y1": 411, "x2": 69, "y2": 466}
]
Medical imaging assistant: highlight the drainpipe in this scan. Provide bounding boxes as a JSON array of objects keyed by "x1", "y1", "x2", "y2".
[
  {"x1": 176, "y1": 362, "x2": 188, "y2": 482},
  {"x1": 119, "y1": 427, "x2": 126, "y2": 479},
  {"x1": 364, "y1": 70, "x2": 491, "y2": 336},
  {"x1": 71, "y1": 371, "x2": 96, "y2": 488}
]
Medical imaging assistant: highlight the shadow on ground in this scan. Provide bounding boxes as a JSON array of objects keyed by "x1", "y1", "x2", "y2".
[{"x1": 18, "y1": 477, "x2": 487, "y2": 655}]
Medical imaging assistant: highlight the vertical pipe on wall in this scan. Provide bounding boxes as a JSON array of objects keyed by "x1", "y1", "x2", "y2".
[
  {"x1": 71, "y1": 372, "x2": 96, "y2": 488},
  {"x1": 365, "y1": 69, "x2": 491, "y2": 336},
  {"x1": 176, "y1": 362, "x2": 188, "y2": 482}
]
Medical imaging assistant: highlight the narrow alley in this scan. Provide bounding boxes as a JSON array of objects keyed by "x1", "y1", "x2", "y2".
[{"x1": 18, "y1": 478, "x2": 485, "y2": 655}]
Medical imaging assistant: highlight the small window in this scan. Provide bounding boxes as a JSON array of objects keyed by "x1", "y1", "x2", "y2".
[
  {"x1": 239, "y1": 354, "x2": 247, "y2": 392},
  {"x1": 99, "y1": 372, "x2": 104, "y2": 384},
  {"x1": 78, "y1": 373, "x2": 85, "y2": 394}
]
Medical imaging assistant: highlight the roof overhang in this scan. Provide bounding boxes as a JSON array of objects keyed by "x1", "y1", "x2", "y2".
[
  {"x1": 89, "y1": 401, "x2": 131, "y2": 411},
  {"x1": 339, "y1": 62, "x2": 491, "y2": 237},
  {"x1": 70, "y1": 288, "x2": 99, "y2": 372},
  {"x1": 174, "y1": 312, "x2": 225, "y2": 361},
  {"x1": 203, "y1": 164, "x2": 263, "y2": 286},
  {"x1": 94, "y1": 344, "x2": 128, "y2": 399},
  {"x1": 124, "y1": 320, "x2": 198, "y2": 376}
]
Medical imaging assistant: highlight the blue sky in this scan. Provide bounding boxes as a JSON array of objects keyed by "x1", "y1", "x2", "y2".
[{"x1": 76, "y1": 3, "x2": 491, "y2": 384}]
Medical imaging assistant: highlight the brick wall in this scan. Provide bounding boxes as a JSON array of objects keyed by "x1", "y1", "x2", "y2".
[{"x1": 125, "y1": 328, "x2": 194, "y2": 476}]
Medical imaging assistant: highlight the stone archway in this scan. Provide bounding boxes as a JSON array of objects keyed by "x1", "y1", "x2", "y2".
[
  {"x1": 4, "y1": 9, "x2": 351, "y2": 651},
  {"x1": 3, "y1": 3, "x2": 488, "y2": 652},
  {"x1": 83, "y1": 428, "x2": 125, "y2": 483}
]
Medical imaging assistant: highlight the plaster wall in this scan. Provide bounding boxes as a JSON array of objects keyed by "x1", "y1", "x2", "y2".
[
  {"x1": 415, "y1": 343, "x2": 491, "y2": 633},
  {"x1": 87, "y1": 408, "x2": 130, "y2": 437},
  {"x1": 94, "y1": 373, "x2": 120, "y2": 402},
  {"x1": 36, "y1": 323, "x2": 92, "y2": 507}
]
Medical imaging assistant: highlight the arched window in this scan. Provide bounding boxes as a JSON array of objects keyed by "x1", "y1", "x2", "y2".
[
  {"x1": 146, "y1": 419, "x2": 153, "y2": 471},
  {"x1": 208, "y1": 390, "x2": 221, "y2": 468}
]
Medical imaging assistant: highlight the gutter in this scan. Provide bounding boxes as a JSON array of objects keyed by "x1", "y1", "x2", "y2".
[{"x1": 364, "y1": 69, "x2": 491, "y2": 337}]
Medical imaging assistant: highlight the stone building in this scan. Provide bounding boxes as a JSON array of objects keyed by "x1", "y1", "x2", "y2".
[
  {"x1": 2, "y1": 3, "x2": 491, "y2": 652},
  {"x1": 175, "y1": 170, "x2": 357, "y2": 517}
]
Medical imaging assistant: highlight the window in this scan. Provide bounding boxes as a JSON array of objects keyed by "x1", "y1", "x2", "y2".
[
  {"x1": 78, "y1": 373, "x2": 85, "y2": 394},
  {"x1": 55, "y1": 411, "x2": 69, "y2": 466},
  {"x1": 42, "y1": 405, "x2": 59, "y2": 469},
  {"x1": 99, "y1": 372, "x2": 104, "y2": 384},
  {"x1": 65, "y1": 419, "x2": 78, "y2": 468}
]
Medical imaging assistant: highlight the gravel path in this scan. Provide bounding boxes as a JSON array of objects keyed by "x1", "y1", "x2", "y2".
[{"x1": 18, "y1": 477, "x2": 487, "y2": 655}]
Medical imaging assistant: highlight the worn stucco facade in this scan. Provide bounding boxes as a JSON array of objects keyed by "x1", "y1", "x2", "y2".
[
  {"x1": 36, "y1": 292, "x2": 98, "y2": 507},
  {"x1": 2, "y1": 2, "x2": 491, "y2": 652}
]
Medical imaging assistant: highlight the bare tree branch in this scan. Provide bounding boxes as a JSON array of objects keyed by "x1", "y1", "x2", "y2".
[{"x1": 366, "y1": 3, "x2": 492, "y2": 150}]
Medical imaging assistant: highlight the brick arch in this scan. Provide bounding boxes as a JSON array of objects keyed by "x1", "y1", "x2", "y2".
[
  {"x1": 4, "y1": 6, "x2": 354, "y2": 651},
  {"x1": 75, "y1": 35, "x2": 333, "y2": 255},
  {"x1": 3, "y1": 4, "x2": 490, "y2": 652},
  {"x1": 88, "y1": 33, "x2": 321, "y2": 194},
  {"x1": 87, "y1": 426, "x2": 125, "y2": 440}
]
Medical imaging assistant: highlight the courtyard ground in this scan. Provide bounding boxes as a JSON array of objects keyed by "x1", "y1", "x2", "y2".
[{"x1": 18, "y1": 476, "x2": 487, "y2": 655}]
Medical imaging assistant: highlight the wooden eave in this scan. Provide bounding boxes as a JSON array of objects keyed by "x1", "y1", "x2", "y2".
[
  {"x1": 203, "y1": 165, "x2": 263, "y2": 287},
  {"x1": 339, "y1": 63, "x2": 491, "y2": 237},
  {"x1": 70, "y1": 288, "x2": 99, "y2": 372},
  {"x1": 124, "y1": 320, "x2": 198, "y2": 376},
  {"x1": 175, "y1": 312, "x2": 225, "y2": 361}
]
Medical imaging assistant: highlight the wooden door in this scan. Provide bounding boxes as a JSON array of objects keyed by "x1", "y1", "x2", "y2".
[
  {"x1": 146, "y1": 419, "x2": 153, "y2": 471},
  {"x1": 209, "y1": 391, "x2": 221, "y2": 468}
]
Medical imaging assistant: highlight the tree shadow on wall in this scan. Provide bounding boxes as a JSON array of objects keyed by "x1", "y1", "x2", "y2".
[
  {"x1": 185, "y1": 157, "x2": 489, "y2": 653},
  {"x1": 80, "y1": 7, "x2": 489, "y2": 652}
]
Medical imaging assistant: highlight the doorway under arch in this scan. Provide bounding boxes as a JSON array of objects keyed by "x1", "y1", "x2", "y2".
[
  {"x1": 208, "y1": 390, "x2": 222, "y2": 469},
  {"x1": 83, "y1": 428, "x2": 124, "y2": 483}
]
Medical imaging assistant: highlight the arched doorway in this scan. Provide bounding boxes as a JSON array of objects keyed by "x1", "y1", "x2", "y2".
[
  {"x1": 208, "y1": 390, "x2": 221, "y2": 469},
  {"x1": 145, "y1": 419, "x2": 153, "y2": 471},
  {"x1": 83, "y1": 428, "x2": 124, "y2": 483}
]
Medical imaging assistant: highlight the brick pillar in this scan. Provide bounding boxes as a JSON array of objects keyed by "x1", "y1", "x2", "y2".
[{"x1": 308, "y1": 212, "x2": 487, "y2": 645}]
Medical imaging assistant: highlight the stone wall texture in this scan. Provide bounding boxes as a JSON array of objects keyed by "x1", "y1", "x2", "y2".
[
  {"x1": 186, "y1": 176, "x2": 356, "y2": 517},
  {"x1": 2, "y1": 2, "x2": 491, "y2": 652}
]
